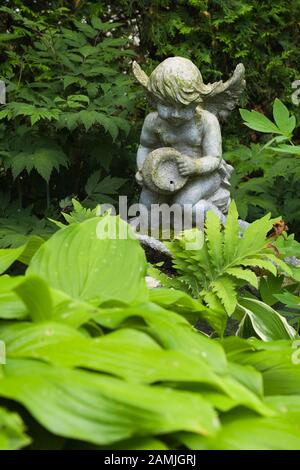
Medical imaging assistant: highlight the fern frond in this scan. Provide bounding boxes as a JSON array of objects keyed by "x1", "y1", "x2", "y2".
[
  {"x1": 263, "y1": 252, "x2": 292, "y2": 277},
  {"x1": 226, "y1": 267, "x2": 258, "y2": 289},
  {"x1": 205, "y1": 210, "x2": 224, "y2": 271},
  {"x1": 223, "y1": 200, "x2": 239, "y2": 265},
  {"x1": 236, "y1": 214, "x2": 273, "y2": 258},
  {"x1": 211, "y1": 276, "x2": 237, "y2": 315},
  {"x1": 240, "y1": 257, "x2": 277, "y2": 276}
]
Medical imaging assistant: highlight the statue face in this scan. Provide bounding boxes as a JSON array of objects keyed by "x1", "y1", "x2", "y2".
[{"x1": 156, "y1": 102, "x2": 196, "y2": 127}]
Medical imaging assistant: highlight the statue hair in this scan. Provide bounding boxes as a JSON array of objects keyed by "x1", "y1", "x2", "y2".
[{"x1": 147, "y1": 57, "x2": 212, "y2": 106}]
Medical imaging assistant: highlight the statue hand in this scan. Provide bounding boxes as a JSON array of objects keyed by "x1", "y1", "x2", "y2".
[
  {"x1": 177, "y1": 155, "x2": 199, "y2": 177},
  {"x1": 135, "y1": 170, "x2": 144, "y2": 186}
]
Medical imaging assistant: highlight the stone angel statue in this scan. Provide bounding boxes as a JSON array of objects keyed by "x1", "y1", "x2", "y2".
[{"x1": 132, "y1": 57, "x2": 245, "y2": 230}]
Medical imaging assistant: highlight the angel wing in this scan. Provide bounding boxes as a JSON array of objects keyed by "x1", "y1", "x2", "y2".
[
  {"x1": 202, "y1": 63, "x2": 245, "y2": 121},
  {"x1": 132, "y1": 61, "x2": 149, "y2": 89}
]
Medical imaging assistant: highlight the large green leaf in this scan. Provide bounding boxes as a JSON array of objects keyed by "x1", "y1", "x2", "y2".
[
  {"x1": 1, "y1": 321, "x2": 272, "y2": 417},
  {"x1": 0, "y1": 236, "x2": 44, "y2": 274},
  {"x1": 238, "y1": 297, "x2": 297, "y2": 341},
  {"x1": 272, "y1": 99, "x2": 295, "y2": 136},
  {"x1": 178, "y1": 410, "x2": 300, "y2": 450},
  {"x1": 0, "y1": 359, "x2": 220, "y2": 444},
  {"x1": 95, "y1": 302, "x2": 228, "y2": 374},
  {"x1": 240, "y1": 109, "x2": 280, "y2": 134},
  {"x1": 27, "y1": 216, "x2": 148, "y2": 304},
  {"x1": 0, "y1": 406, "x2": 31, "y2": 450},
  {"x1": 228, "y1": 341, "x2": 300, "y2": 395},
  {"x1": 0, "y1": 291, "x2": 27, "y2": 319},
  {"x1": 14, "y1": 275, "x2": 53, "y2": 323},
  {"x1": 1, "y1": 322, "x2": 223, "y2": 386}
]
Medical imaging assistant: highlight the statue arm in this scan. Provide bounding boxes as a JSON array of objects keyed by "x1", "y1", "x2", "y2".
[
  {"x1": 137, "y1": 145, "x2": 152, "y2": 171},
  {"x1": 136, "y1": 113, "x2": 160, "y2": 184},
  {"x1": 197, "y1": 112, "x2": 222, "y2": 174},
  {"x1": 177, "y1": 112, "x2": 222, "y2": 177}
]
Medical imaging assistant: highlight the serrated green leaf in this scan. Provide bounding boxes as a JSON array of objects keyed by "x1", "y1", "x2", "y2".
[
  {"x1": 205, "y1": 210, "x2": 223, "y2": 271},
  {"x1": 273, "y1": 99, "x2": 295, "y2": 136},
  {"x1": 240, "y1": 109, "x2": 280, "y2": 134},
  {"x1": 227, "y1": 267, "x2": 258, "y2": 289},
  {"x1": 240, "y1": 257, "x2": 277, "y2": 275},
  {"x1": 236, "y1": 214, "x2": 273, "y2": 258},
  {"x1": 211, "y1": 276, "x2": 237, "y2": 315},
  {"x1": 223, "y1": 201, "x2": 239, "y2": 264}
]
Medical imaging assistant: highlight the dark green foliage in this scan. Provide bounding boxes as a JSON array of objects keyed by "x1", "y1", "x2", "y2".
[
  {"x1": 224, "y1": 99, "x2": 300, "y2": 233},
  {"x1": 107, "y1": 0, "x2": 300, "y2": 126},
  {"x1": 0, "y1": 3, "x2": 138, "y2": 234}
]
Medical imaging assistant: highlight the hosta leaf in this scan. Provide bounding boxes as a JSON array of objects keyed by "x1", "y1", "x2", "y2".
[
  {"x1": 0, "y1": 291, "x2": 27, "y2": 320},
  {"x1": 0, "y1": 236, "x2": 44, "y2": 274},
  {"x1": 14, "y1": 275, "x2": 53, "y2": 323},
  {"x1": 2, "y1": 322, "x2": 226, "y2": 387},
  {"x1": 148, "y1": 287, "x2": 205, "y2": 323},
  {"x1": 228, "y1": 361, "x2": 263, "y2": 397},
  {"x1": 0, "y1": 244, "x2": 25, "y2": 274},
  {"x1": 187, "y1": 411, "x2": 300, "y2": 450},
  {"x1": 0, "y1": 407, "x2": 31, "y2": 450},
  {"x1": 101, "y1": 436, "x2": 169, "y2": 450},
  {"x1": 235, "y1": 345, "x2": 300, "y2": 395},
  {"x1": 0, "y1": 321, "x2": 83, "y2": 354},
  {"x1": 238, "y1": 297, "x2": 297, "y2": 341},
  {"x1": 95, "y1": 302, "x2": 228, "y2": 374},
  {"x1": 0, "y1": 359, "x2": 220, "y2": 444},
  {"x1": 28, "y1": 216, "x2": 148, "y2": 305}
]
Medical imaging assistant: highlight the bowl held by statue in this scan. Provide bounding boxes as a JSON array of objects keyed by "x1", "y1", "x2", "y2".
[{"x1": 141, "y1": 147, "x2": 188, "y2": 194}]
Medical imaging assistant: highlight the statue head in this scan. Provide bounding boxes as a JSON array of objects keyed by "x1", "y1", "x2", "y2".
[
  {"x1": 132, "y1": 57, "x2": 213, "y2": 126},
  {"x1": 147, "y1": 57, "x2": 209, "y2": 106},
  {"x1": 133, "y1": 57, "x2": 213, "y2": 104}
]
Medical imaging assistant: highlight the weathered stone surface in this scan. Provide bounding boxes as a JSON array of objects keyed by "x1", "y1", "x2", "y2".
[
  {"x1": 141, "y1": 147, "x2": 187, "y2": 194},
  {"x1": 284, "y1": 256, "x2": 300, "y2": 267},
  {"x1": 0, "y1": 81, "x2": 5, "y2": 105},
  {"x1": 132, "y1": 56, "x2": 246, "y2": 230},
  {"x1": 136, "y1": 233, "x2": 171, "y2": 256}
]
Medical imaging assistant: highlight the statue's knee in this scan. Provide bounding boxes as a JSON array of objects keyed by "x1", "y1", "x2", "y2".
[{"x1": 192, "y1": 199, "x2": 224, "y2": 228}]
